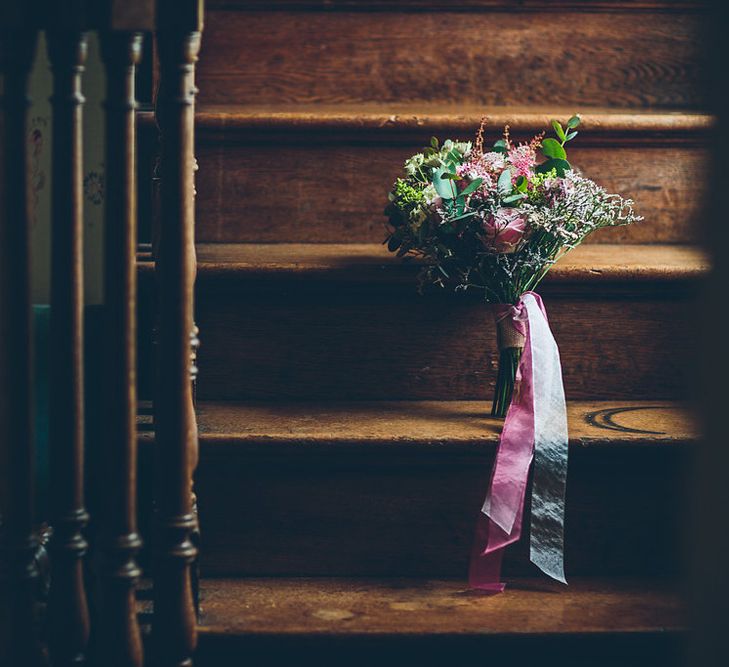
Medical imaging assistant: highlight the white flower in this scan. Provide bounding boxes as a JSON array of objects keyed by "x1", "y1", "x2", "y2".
[
  {"x1": 404, "y1": 153, "x2": 425, "y2": 175},
  {"x1": 422, "y1": 183, "x2": 440, "y2": 205}
]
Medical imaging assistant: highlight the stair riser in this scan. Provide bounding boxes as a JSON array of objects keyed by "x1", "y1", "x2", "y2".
[
  {"x1": 196, "y1": 633, "x2": 685, "y2": 667},
  {"x1": 195, "y1": 139, "x2": 707, "y2": 243},
  {"x1": 173, "y1": 443, "x2": 688, "y2": 577},
  {"x1": 198, "y1": 9, "x2": 705, "y2": 107},
  {"x1": 190, "y1": 283, "x2": 697, "y2": 401}
]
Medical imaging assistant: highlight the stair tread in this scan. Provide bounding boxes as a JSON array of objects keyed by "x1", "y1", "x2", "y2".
[
  {"x1": 181, "y1": 243, "x2": 708, "y2": 283},
  {"x1": 198, "y1": 576, "x2": 683, "y2": 636},
  {"x1": 137, "y1": 400, "x2": 697, "y2": 448},
  {"x1": 189, "y1": 103, "x2": 712, "y2": 134}
]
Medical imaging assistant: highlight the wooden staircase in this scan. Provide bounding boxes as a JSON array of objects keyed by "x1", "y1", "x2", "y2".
[{"x1": 139, "y1": 1, "x2": 708, "y2": 663}]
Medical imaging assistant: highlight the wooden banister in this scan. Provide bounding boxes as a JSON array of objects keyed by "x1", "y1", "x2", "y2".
[
  {"x1": 45, "y1": 8, "x2": 91, "y2": 664},
  {"x1": 96, "y1": 3, "x2": 155, "y2": 666},
  {"x1": 152, "y1": 2, "x2": 204, "y2": 665},
  {"x1": 0, "y1": 5, "x2": 46, "y2": 665}
]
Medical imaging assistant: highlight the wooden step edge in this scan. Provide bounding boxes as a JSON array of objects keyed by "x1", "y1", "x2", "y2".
[
  {"x1": 137, "y1": 107, "x2": 713, "y2": 145},
  {"x1": 137, "y1": 244, "x2": 710, "y2": 287},
  {"x1": 207, "y1": 1, "x2": 708, "y2": 14},
  {"x1": 137, "y1": 400, "x2": 699, "y2": 453},
  {"x1": 195, "y1": 576, "x2": 685, "y2": 637}
]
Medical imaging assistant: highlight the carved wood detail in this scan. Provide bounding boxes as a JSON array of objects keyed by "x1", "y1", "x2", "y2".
[
  {"x1": 152, "y1": 2, "x2": 203, "y2": 662},
  {"x1": 46, "y1": 28, "x2": 91, "y2": 667},
  {"x1": 98, "y1": 29, "x2": 145, "y2": 667}
]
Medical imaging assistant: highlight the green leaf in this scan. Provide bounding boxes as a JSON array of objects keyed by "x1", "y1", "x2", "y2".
[
  {"x1": 440, "y1": 172, "x2": 462, "y2": 180},
  {"x1": 567, "y1": 114, "x2": 581, "y2": 129},
  {"x1": 433, "y1": 166, "x2": 457, "y2": 199},
  {"x1": 493, "y1": 139, "x2": 508, "y2": 154},
  {"x1": 497, "y1": 169, "x2": 513, "y2": 195},
  {"x1": 503, "y1": 193, "x2": 527, "y2": 204},
  {"x1": 449, "y1": 211, "x2": 476, "y2": 223},
  {"x1": 460, "y1": 177, "x2": 484, "y2": 197},
  {"x1": 535, "y1": 158, "x2": 571, "y2": 177},
  {"x1": 565, "y1": 130, "x2": 578, "y2": 142},
  {"x1": 551, "y1": 120, "x2": 566, "y2": 142},
  {"x1": 515, "y1": 175, "x2": 528, "y2": 193},
  {"x1": 430, "y1": 136, "x2": 439, "y2": 149},
  {"x1": 542, "y1": 138, "x2": 567, "y2": 160}
]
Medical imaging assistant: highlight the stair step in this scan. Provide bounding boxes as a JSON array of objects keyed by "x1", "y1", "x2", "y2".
[
  {"x1": 197, "y1": 4, "x2": 704, "y2": 108},
  {"x1": 137, "y1": 243, "x2": 707, "y2": 401},
  {"x1": 138, "y1": 400, "x2": 695, "y2": 577},
  {"x1": 195, "y1": 576, "x2": 685, "y2": 666},
  {"x1": 180, "y1": 105, "x2": 711, "y2": 243}
]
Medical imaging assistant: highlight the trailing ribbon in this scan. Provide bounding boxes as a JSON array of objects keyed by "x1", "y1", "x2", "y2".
[{"x1": 469, "y1": 292, "x2": 568, "y2": 591}]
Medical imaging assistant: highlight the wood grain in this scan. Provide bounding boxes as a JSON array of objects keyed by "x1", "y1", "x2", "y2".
[
  {"x1": 195, "y1": 579, "x2": 685, "y2": 666},
  {"x1": 98, "y1": 25, "x2": 146, "y2": 667},
  {"x1": 136, "y1": 400, "x2": 693, "y2": 578},
  {"x1": 197, "y1": 10, "x2": 706, "y2": 107},
  {"x1": 173, "y1": 242, "x2": 709, "y2": 282},
  {"x1": 149, "y1": 243, "x2": 705, "y2": 401},
  {"x1": 208, "y1": 0, "x2": 706, "y2": 10},
  {"x1": 185, "y1": 106, "x2": 711, "y2": 243},
  {"x1": 197, "y1": 577, "x2": 683, "y2": 635},
  {"x1": 46, "y1": 27, "x2": 91, "y2": 667},
  {"x1": 152, "y1": 3, "x2": 202, "y2": 664}
]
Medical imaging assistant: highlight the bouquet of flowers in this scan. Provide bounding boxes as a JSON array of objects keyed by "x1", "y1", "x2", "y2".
[
  {"x1": 385, "y1": 116, "x2": 641, "y2": 417},
  {"x1": 385, "y1": 117, "x2": 641, "y2": 590}
]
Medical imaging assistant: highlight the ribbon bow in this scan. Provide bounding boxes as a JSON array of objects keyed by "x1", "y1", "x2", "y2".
[{"x1": 469, "y1": 291, "x2": 569, "y2": 591}]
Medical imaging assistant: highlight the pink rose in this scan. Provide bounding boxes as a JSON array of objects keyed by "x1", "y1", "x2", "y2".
[{"x1": 483, "y1": 208, "x2": 527, "y2": 253}]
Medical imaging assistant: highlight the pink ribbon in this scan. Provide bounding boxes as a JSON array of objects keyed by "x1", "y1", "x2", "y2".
[{"x1": 469, "y1": 291, "x2": 568, "y2": 591}]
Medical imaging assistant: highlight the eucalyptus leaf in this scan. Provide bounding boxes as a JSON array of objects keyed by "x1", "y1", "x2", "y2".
[
  {"x1": 567, "y1": 114, "x2": 581, "y2": 129},
  {"x1": 552, "y1": 120, "x2": 566, "y2": 142},
  {"x1": 565, "y1": 130, "x2": 578, "y2": 142},
  {"x1": 433, "y1": 166, "x2": 457, "y2": 199},
  {"x1": 542, "y1": 138, "x2": 567, "y2": 160},
  {"x1": 460, "y1": 177, "x2": 484, "y2": 197},
  {"x1": 493, "y1": 139, "x2": 508, "y2": 154},
  {"x1": 503, "y1": 193, "x2": 527, "y2": 204},
  {"x1": 497, "y1": 169, "x2": 513, "y2": 195}
]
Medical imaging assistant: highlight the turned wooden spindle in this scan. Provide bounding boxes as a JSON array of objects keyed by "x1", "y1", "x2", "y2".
[
  {"x1": 97, "y1": 8, "x2": 152, "y2": 662},
  {"x1": 0, "y1": 14, "x2": 46, "y2": 667},
  {"x1": 46, "y1": 27, "x2": 91, "y2": 667},
  {"x1": 152, "y1": 2, "x2": 204, "y2": 664}
]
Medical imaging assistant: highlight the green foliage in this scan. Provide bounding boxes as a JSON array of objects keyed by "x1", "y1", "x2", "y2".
[
  {"x1": 497, "y1": 170, "x2": 513, "y2": 196},
  {"x1": 542, "y1": 138, "x2": 567, "y2": 160}
]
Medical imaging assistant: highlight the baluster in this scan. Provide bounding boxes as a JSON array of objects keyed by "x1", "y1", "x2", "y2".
[
  {"x1": 152, "y1": 2, "x2": 203, "y2": 665},
  {"x1": 0, "y1": 10, "x2": 46, "y2": 667},
  {"x1": 96, "y1": 2, "x2": 155, "y2": 665},
  {"x1": 46, "y1": 20, "x2": 90, "y2": 667}
]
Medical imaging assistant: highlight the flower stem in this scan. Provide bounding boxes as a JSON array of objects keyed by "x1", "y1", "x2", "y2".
[{"x1": 491, "y1": 347, "x2": 522, "y2": 418}]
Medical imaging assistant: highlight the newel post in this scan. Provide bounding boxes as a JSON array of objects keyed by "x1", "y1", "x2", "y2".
[
  {"x1": 0, "y1": 4, "x2": 46, "y2": 665},
  {"x1": 152, "y1": 1, "x2": 204, "y2": 665}
]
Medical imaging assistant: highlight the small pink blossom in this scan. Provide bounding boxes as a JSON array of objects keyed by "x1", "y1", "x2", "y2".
[
  {"x1": 483, "y1": 208, "x2": 527, "y2": 253},
  {"x1": 480, "y1": 151, "x2": 507, "y2": 173},
  {"x1": 507, "y1": 144, "x2": 537, "y2": 178},
  {"x1": 456, "y1": 160, "x2": 494, "y2": 190}
]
